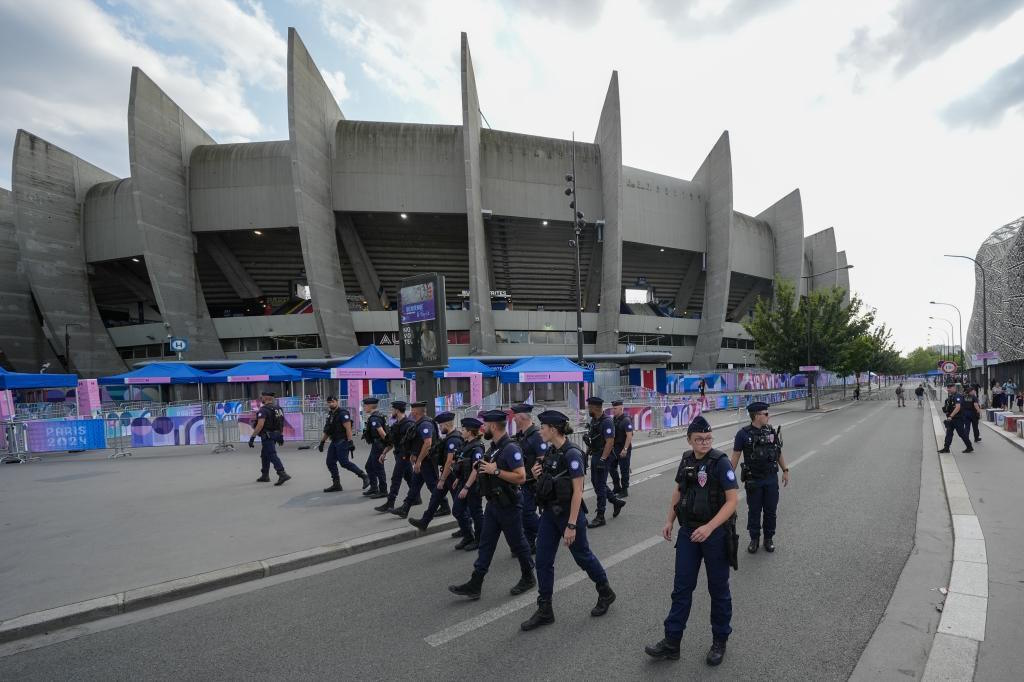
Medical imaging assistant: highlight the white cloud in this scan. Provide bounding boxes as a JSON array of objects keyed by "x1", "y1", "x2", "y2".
[{"x1": 322, "y1": 70, "x2": 351, "y2": 106}]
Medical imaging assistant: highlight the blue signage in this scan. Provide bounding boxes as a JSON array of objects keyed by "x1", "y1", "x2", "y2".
[{"x1": 26, "y1": 419, "x2": 107, "y2": 452}]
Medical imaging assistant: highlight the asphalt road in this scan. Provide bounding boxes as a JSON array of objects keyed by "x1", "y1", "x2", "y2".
[{"x1": 0, "y1": 399, "x2": 923, "y2": 680}]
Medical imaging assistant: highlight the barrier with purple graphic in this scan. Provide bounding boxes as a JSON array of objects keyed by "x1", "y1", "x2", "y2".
[
  {"x1": 238, "y1": 413, "x2": 305, "y2": 441},
  {"x1": 130, "y1": 415, "x2": 206, "y2": 447},
  {"x1": 26, "y1": 419, "x2": 106, "y2": 452}
]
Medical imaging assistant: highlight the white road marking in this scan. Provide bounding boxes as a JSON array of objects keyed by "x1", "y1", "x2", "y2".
[
  {"x1": 424, "y1": 535, "x2": 664, "y2": 647},
  {"x1": 823, "y1": 435, "x2": 841, "y2": 445}
]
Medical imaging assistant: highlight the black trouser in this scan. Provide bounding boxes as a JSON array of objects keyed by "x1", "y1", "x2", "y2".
[
  {"x1": 970, "y1": 414, "x2": 980, "y2": 441},
  {"x1": 943, "y1": 417, "x2": 971, "y2": 449}
]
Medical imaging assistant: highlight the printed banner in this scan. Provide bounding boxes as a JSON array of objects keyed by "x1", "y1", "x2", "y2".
[
  {"x1": 227, "y1": 374, "x2": 269, "y2": 383},
  {"x1": 519, "y1": 371, "x2": 583, "y2": 383},
  {"x1": 129, "y1": 415, "x2": 206, "y2": 447},
  {"x1": 238, "y1": 412, "x2": 305, "y2": 442},
  {"x1": 26, "y1": 419, "x2": 106, "y2": 452},
  {"x1": 124, "y1": 377, "x2": 171, "y2": 385}
]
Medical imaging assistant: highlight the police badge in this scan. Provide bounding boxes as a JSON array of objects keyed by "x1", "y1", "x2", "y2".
[{"x1": 697, "y1": 468, "x2": 708, "y2": 487}]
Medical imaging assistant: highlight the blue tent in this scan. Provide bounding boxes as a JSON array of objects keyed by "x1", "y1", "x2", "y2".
[
  {"x1": 332, "y1": 344, "x2": 400, "y2": 370},
  {"x1": 98, "y1": 363, "x2": 210, "y2": 385},
  {"x1": 200, "y1": 361, "x2": 315, "y2": 384},
  {"x1": 0, "y1": 367, "x2": 78, "y2": 390},
  {"x1": 434, "y1": 357, "x2": 498, "y2": 378},
  {"x1": 497, "y1": 356, "x2": 594, "y2": 384}
]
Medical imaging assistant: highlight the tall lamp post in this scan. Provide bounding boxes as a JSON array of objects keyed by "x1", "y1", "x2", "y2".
[
  {"x1": 564, "y1": 133, "x2": 587, "y2": 409},
  {"x1": 944, "y1": 254, "x2": 989, "y2": 404},
  {"x1": 63, "y1": 323, "x2": 82, "y2": 372},
  {"x1": 929, "y1": 325, "x2": 951, "y2": 364},
  {"x1": 930, "y1": 316, "x2": 955, "y2": 368},
  {"x1": 800, "y1": 263, "x2": 854, "y2": 410},
  {"x1": 930, "y1": 302, "x2": 964, "y2": 380}
]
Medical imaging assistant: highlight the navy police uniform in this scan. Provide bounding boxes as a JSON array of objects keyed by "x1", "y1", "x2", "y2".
[
  {"x1": 512, "y1": 403, "x2": 547, "y2": 552},
  {"x1": 609, "y1": 400, "x2": 634, "y2": 495},
  {"x1": 733, "y1": 402, "x2": 782, "y2": 548},
  {"x1": 393, "y1": 403, "x2": 437, "y2": 517},
  {"x1": 585, "y1": 397, "x2": 625, "y2": 525},
  {"x1": 449, "y1": 410, "x2": 535, "y2": 599},
  {"x1": 250, "y1": 392, "x2": 289, "y2": 484},
  {"x1": 361, "y1": 398, "x2": 389, "y2": 497},
  {"x1": 521, "y1": 410, "x2": 614, "y2": 631},
  {"x1": 375, "y1": 402, "x2": 415, "y2": 511},
  {"x1": 321, "y1": 400, "x2": 367, "y2": 491},
  {"x1": 647, "y1": 415, "x2": 737, "y2": 666},
  {"x1": 409, "y1": 412, "x2": 461, "y2": 529},
  {"x1": 940, "y1": 387, "x2": 973, "y2": 452},
  {"x1": 451, "y1": 419, "x2": 486, "y2": 549}
]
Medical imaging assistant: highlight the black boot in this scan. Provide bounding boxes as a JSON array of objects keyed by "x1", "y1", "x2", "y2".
[
  {"x1": 374, "y1": 499, "x2": 395, "y2": 512},
  {"x1": 451, "y1": 528, "x2": 465, "y2": 538},
  {"x1": 369, "y1": 489, "x2": 388, "y2": 499},
  {"x1": 510, "y1": 568, "x2": 536, "y2": 596},
  {"x1": 448, "y1": 571, "x2": 484, "y2": 599},
  {"x1": 408, "y1": 517, "x2": 428, "y2": 531},
  {"x1": 644, "y1": 638, "x2": 681, "y2": 660},
  {"x1": 963, "y1": 446, "x2": 974, "y2": 453},
  {"x1": 764, "y1": 537, "x2": 775, "y2": 553},
  {"x1": 937, "y1": 448, "x2": 950, "y2": 453},
  {"x1": 520, "y1": 597, "x2": 555, "y2": 631},
  {"x1": 463, "y1": 538, "x2": 480, "y2": 551},
  {"x1": 611, "y1": 497, "x2": 626, "y2": 518},
  {"x1": 274, "y1": 472, "x2": 291, "y2": 486},
  {"x1": 256, "y1": 475, "x2": 271, "y2": 482},
  {"x1": 747, "y1": 537, "x2": 759, "y2": 553},
  {"x1": 454, "y1": 534, "x2": 474, "y2": 550},
  {"x1": 323, "y1": 478, "x2": 343, "y2": 492},
  {"x1": 590, "y1": 513, "x2": 607, "y2": 528},
  {"x1": 389, "y1": 502, "x2": 411, "y2": 518},
  {"x1": 620, "y1": 487, "x2": 629, "y2": 498},
  {"x1": 706, "y1": 639, "x2": 727, "y2": 666},
  {"x1": 591, "y1": 581, "x2": 616, "y2": 616},
  {"x1": 360, "y1": 473, "x2": 370, "y2": 490}
]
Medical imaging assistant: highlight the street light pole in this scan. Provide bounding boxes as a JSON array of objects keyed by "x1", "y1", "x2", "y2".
[
  {"x1": 945, "y1": 254, "x2": 989, "y2": 403},
  {"x1": 929, "y1": 316, "x2": 955, "y2": 368},
  {"x1": 930, "y1": 301, "x2": 964, "y2": 380},
  {"x1": 63, "y1": 323, "x2": 81, "y2": 372},
  {"x1": 565, "y1": 133, "x2": 586, "y2": 411},
  {"x1": 800, "y1": 263, "x2": 855, "y2": 410}
]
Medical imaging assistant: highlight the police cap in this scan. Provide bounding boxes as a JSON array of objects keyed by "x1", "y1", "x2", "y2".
[
  {"x1": 461, "y1": 417, "x2": 483, "y2": 429},
  {"x1": 435, "y1": 411, "x2": 455, "y2": 424},
  {"x1": 362, "y1": 397, "x2": 379, "y2": 405},
  {"x1": 326, "y1": 395, "x2": 338, "y2": 402},
  {"x1": 260, "y1": 391, "x2": 276, "y2": 397},
  {"x1": 586, "y1": 397, "x2": 604, "y2": 406},
  {"x1": 538, "y1": 409, "x2": 570, "y2": 426},
  {"x1": 611, "y1": 400, "x2": 623, "y2": 406},
  {"x1": 481, "y1": 410, "x2": 508, "y2": 423},
  {"x1": 391, "y1": 400, "x2": 408, "y2": 411},
  {"x1": 687, "y1": 415, "x2": 712, "y2": 435},
  {"x1": 510, "y1": 403, "x2": 534, "y2": 414},
  {"x1": 746, "y1": 401, "x2": 769, "y2": 414},
  {"x1": 410, "y1": 400, "x2": 427, "y2": 409}
]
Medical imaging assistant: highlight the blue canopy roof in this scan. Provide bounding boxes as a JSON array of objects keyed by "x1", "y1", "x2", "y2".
[
  {"x1": 434, "y1": 357, "x2": 498, "y2": 378},
  {"x1": 200, "y1": 361, "x2": 315, "y2": 384},
  {"x1": 0, "y1": 367, "x2": 78, "y2": 389},
  {"x1": 98, "y1": 363, "x2": 210, "y2": 385},
  {"x1": 497, "y1": 356, "x2": 594, "y2": 384},
  {"x1": 333, "y1": 344, "x2": 400, "y2": 370}
]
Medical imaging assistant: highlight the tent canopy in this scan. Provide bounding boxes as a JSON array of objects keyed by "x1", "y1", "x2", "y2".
[
  {"x1": 434, "y1": 357, "x2": 498, "y2": 378},
  {"x1": 0, "y1": 367, "x2": 78, "y2": 390},
  {"x1": 98, "y1": 363, "x2": 210, "y2": 385},
  {"x1": 330, "y1": 345, "x2": 404, "y2": 379},
  {"x1": 201, "y1": 361, "x2": 314, "y2": 384},
  {"x1": 497, "y1": 356, "x2": 594, "y2": 384}
]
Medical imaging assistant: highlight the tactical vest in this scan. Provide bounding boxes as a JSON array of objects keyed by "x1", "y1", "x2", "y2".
[
  {"x1": 535, "y1": 442, "x2": 581, "y2": 510},
  {"x1": 515, "y1": 425, "x2": 543, "y2": 479},
  {"x1": 675, "y1": 450, "x2": 728, "y2": 528},
  {"x1": 362, "y1": 411, "x2": 384, "y2": 444},
  {"x1": 478, "y1": 437, "x2": 520, "y2": 502},
  {"x1": 390, "y1": 417, "x2": 413, "y2": 457},
  {"x1": 404, "y1": 417, "x2": 435, "y2": 456},
  {"x1": 742, "y1": 425, "x2": 780, "y2": 479},
  {"x1": 435, "y1": 431, "x2": 464, "y2": 471},
  {"x1": 584, "y1": 417, "x2": 610, "y2": 455},
  {"x1": 454, "y1": 439, "x2": 484, "y2": 481},
  {"x1": 324, "y1": 408, "x2": 350, "y2": 441},
  {"x1": 261, "y1": 405, "x2": 284, "y2": 433},
  {"x1": 613, "y1": 414, "x2": 631, "y2": 451}
]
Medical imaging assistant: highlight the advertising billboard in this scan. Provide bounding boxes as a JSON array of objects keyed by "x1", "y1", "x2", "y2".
[{"x1": 398, "y1": 273, "x2": 448, "y2": 370}]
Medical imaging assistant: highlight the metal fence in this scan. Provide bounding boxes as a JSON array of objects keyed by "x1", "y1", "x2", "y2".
[
  {"x1": 13, "y1": 402, "x2": 77, "y2": 421},
  {"x1": 102, "y1": 417, "x2": 133, "y2": 458},
  {"x1": 205, "y1": 414, "x2": 240, "y2": 454}
]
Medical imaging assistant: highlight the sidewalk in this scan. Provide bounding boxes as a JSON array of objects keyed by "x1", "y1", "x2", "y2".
[{"x1": 0, "y1": 394, "x2": 823, "y2": 639}]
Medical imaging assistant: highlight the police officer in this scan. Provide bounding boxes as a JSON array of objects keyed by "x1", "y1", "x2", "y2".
[
  {"x1": 318, "y1": 396, "x2": 370, "y2": 493},
  {"x1": 965, "y1": 386, "x2": 982, "y2": 443},
  {"x1": 450, "y1": 417, "x2": 486, "y2": 551},
  {"x1": 374, "y1": 400, "x2": 415, "y2": 513},
  {"x1": 938, "y1": 383, "x2": 973, "y2": 453},
  {"x1": 521, "y1": 410, "x2": 615, "y2": 631},
  {"x1": 391, "y1": 401, "x2": 436, "y2": 519},
  {"x1": 449, "y1": 409, "x2": 535, "y2": 599},
  {"x1": 730, "y1": 401, "x2": 789, "y2": 553},
  {"x1": 645, "y1": 416, "x2": 738, "y2": 667},
  {"x1": 512, "y1": 403, "x2": 546, "y2": 554},
  {"x1": 584, "y1": 397, "x2": 626, "y2": 527},
  {"x1": 360, "y1": 397, "x2": 389, "y2": 499},
  {"x1": 609, "y1": 399, "x2": 634, "y2": 497},
  {"x1": 249, "y1": 391, "x2": 291, "y2": 486},
  {"x1": 409, "y1": 411, "x2": 461, "y2": 530}
]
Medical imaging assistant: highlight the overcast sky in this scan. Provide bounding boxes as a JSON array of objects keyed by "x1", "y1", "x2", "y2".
[{"x1": 2, "y1": 0, "x2": 1022, "y2": 353}]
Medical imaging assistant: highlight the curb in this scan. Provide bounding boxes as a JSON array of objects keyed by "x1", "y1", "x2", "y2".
[
  {"x1": 0, "y1": 395, "x2": 841, "y2": 644},
  {"x1": 921, "y1": 399, "x2": 988, "y2": 681},
  {"x1": 980, "y1": 420, "x2": 1024, "y2": 451}
]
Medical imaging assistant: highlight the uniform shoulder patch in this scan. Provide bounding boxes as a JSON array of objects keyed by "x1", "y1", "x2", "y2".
[
  {"x1": 727, "y1": 470, "x2": 736, "y2": 481},
  {"x1": 540, "y1": 442, "x2": 548, "y2": 451},
  {"x1": 513, "y1": 451, "x2": 522, "y2": 461},
  {"x1": 570, "y1": 459, "x2": 580, "y2": 471},
  {"x1": 605, "y1": 427, "x2": 613, "y2": 435}
]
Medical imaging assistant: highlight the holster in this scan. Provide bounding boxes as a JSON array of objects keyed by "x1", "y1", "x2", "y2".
[{"x1": 726, "y1": 518, "x2": 739, "y2": 570}]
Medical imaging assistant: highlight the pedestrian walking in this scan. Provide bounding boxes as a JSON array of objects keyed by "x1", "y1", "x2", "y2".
[
  {"x1": 360, "y1": 397, "x2": 389, "y2": 498},
  {"x1": 409, "y1": 412, "x2": 460, "y2": 530},
  {"x1": 249, "y1": 391, "x2": 290, "y2": 485},
  {"x1": 965, "y1": 387, "x2": 982, "y2": 443},
  {"x1": 914, "y1": 384, "x2": 924, "y2": 408},
  {"x1": 938, "y1": 383, "x2": 973, "y2": 454},
  {"x1": 511, "y1": 403, "x2": 545, "y2": 555},
  {"x1": 391, "y1": 401, "x2": 436, "y2": 519},
  {"x1": 609, "y1": 400, "x2": 634, "y2": 497},
  {"x1": 450, "y1": 417, "x2": 486, "y2": 551},
  {"x1": 583, "y1": 397, "x2": 626, "y2": 528},
  {"x1": 318, "y1": 396, "x2": 369, "y2": 492},
  {"x1": 730, "y1": 402, "x2": 789, "y2": 554},
  {"x1": 374, "y1": 401, "x2": 414, "y2": 513},
  {"x1": 895, "y1": 383, "x2": 905, "y2": 407}
]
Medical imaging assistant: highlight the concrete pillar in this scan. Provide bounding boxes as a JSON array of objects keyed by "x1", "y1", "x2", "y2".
[
  {"x1": 728, "y1": 280, "x2": 767, "y2": 322},
  {"x1": 0, "y1": 187, "x2": 61, "y2": 371},
  {"x1": 336, "y1": 213, "x2": 387, "y2": 311},
  {"x1": 691, "y1": 132, "x2": 735, "y2": 370},
  {"x1": 673, "y1": 252, "x2": 703, "y2": 313},
  {"x1": 805, "y1": 227, "x2": 838, "y2": 292},
  {"x1": 594, "y1": 72, "x2": 623, "y2": 353},
  {"x1": 128, "y1": 68, "x2": 224, "y2": 360},
  {"x1": 757, "y1": 188, "x2": 804, "y2": 300},
  {"x1": 460, "y1": 33, "x2": 497, "y2": 355},
  {"x1": 11, "y1": 130, "x2": 126, "y2": 376},
  {"x1": 837, "y1": 250, "x2": 850, "y2": 305},
  {"x1": 583, "y1": 237, "x2": 602, "y2": 313},
  {"x1": 287, "y1": 27, "x2": 358, "y2": 356},
  {"x1": 204, "y1": 233, "x2": 263, "y2": 300}
]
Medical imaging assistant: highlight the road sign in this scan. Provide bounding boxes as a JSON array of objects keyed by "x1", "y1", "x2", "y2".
[
  {"x1": 625, "y1": 343, "x2": 637, "y2": 354},
  {"x1": 799, "y1": 365, "x2": 821, "y2": 372},
  {"x1": 971, "y1": 351, "x2": 1001, "y2": 363},
  {"x1": 169, "y1": 338, "x2": 189, "y2": 353},
  {"x1": 940, "y1": 360, "x2": 958, "y2": 374}
]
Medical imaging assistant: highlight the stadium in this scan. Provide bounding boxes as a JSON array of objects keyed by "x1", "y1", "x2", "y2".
[{"x1": 1, "y1": 29, "x2": 850, "y2": 377}]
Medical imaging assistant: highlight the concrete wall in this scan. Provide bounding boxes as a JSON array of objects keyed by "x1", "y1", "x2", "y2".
[
  {"x1": 622, "y1": 166, "x2": 705, "y2": 252},
  {"x1": 730, "y1": 211, "x2": 774, "y2": 279},
  {"x1": 805, "y1": 227, "x2": 839, "y2": 290},
  {"x1": 461, "y1": 33, "x2": 497, "y2": 354},
  {"x1": 0, "y1": 187, "x2": 60, "y2": 371},
  {"x1": 287, "y1": 27, "x2": 357, "y2": 356},
  {"x1": 334, "y1": 121, "x2": 464, "y2": 213},
  {"x1": 11, "y1": 130, "x2": 126, "y2": 375},
  {"x1": 595, "y1": 72, "x2": 624, "y2": 354},
  {"x1": 127, "y1": 68, "x2": 224, "y2": 360},
  {"x1": 83, "y1": 179, "x2": 142, "y2": 261},
  {"x1": 691, "y1": 132, "x2": 734, "y2": 370},
  {"x1": 836, "y1": 250, "x2": 850, "y2": 304},
  {"x1": 479, "y1": 130, "x2": 602, "y2": 222},
  {"x1": 190, "y1": 141, "x2": 296, "y2": 231},
  {"x1": 757, "y1": 188, "x2": 804, "y2": 295}
]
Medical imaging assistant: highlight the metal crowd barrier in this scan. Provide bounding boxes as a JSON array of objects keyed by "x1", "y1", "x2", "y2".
[
  {"x1": 103, "y1": 417, "x2": 133, "y2": 459},
  {"x1": 1, "y1": 422, "x2": 36, "y2": 464},
  {"x1": 302, "y1": 411, "x2": 325, "y2": 443},
  {"x1": 206, "y1": 414, "x2": 239, "y2": 454}
]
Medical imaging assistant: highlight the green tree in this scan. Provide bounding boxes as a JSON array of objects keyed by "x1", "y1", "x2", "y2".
[{"x1": 904, "y1": 346, "x2": 943, "y2": 375}]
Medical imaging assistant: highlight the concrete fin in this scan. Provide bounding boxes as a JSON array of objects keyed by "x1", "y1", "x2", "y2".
[
  {"x1": 336, "y1": 213, "x2": 387, "y2": 311},
  {"x1": 594, "y1": 71, "x2": 623, "y2": 353},
  {"x1": 757, "y1": 188, "x2": 804, "y2": 300},
  {"x1": 204, "y1": 233, "x2": 263, "y2": 301}
]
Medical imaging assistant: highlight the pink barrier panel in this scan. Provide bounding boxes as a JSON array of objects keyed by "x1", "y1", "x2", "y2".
[
  {"x1": 130, "y1": 415, "x2": 206, "y2": 447},
  {"x1": 238, "y1": 413, "x2": 305, "y2": 441}
]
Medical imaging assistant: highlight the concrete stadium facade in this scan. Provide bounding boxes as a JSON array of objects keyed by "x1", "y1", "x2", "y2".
[
  {"x1": 966, "y1": 216, "x2": 1023, "y2": 368},
  {"x1": 2, "y1": 30, "x2": 850, "y2": 376}
]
